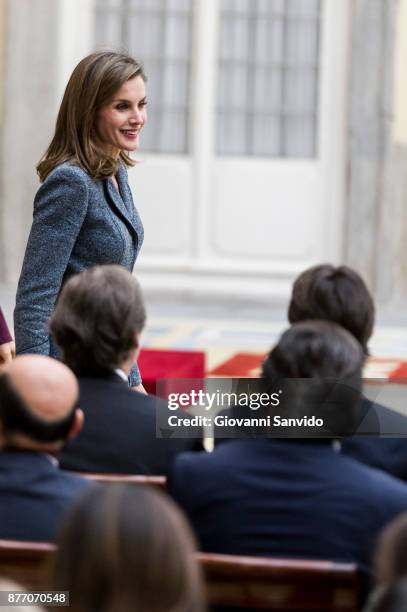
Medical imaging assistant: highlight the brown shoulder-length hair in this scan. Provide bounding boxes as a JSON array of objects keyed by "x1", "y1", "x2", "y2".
[
  {"x1": 53, "y1": 485, "x2": 206, "y2": 612},
  {"x1": 37, "y1": 51, "x2": 147, "y2": 182},
  {"x1": 375, "y1": 513, "x2": 407, "y2": 587}
]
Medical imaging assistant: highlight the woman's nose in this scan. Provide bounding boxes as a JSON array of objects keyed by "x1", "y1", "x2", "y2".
[{"x1": 129, "y1": 108, "x2": 143, "y2": 124}]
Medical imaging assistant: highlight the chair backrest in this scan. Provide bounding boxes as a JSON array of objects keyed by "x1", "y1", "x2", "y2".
[
  {"x1": 75, "y1": 472, "x2": 167, "y2": 490},
  {"x1": 0, "y1": 541, "x2": 360, "y2": 610},
  {"x1": 197, "y1": 552, "x2": 360, "y2": 611},
  {"x1": 0, "y1": 540, "x2": 56, "y2": 589}
]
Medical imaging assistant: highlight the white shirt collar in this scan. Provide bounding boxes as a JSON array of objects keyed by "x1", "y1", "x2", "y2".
[
  {"x1": 44, "y1": 453, "x2": 59, "y2": 467},
  {"x1": 114, "y1": 368, "x2": 129, "y2": 383}
]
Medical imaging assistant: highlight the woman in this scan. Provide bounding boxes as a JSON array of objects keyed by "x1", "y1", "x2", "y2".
[
  {"x1": 53, "y1": 484, "x2": 206, "y2": 612},
  {"x1": 375, "y1": 513, "x2": 407, "y2": 587},
  {"x1": 364, "y1": 513, "x2": 407, "y2": 612},
  {"x1": 0, "y1": 307, "x2": 15, "y2": 366},
  {"x1": 14, "y1": 51, "x2": 146, "y2": 387}
]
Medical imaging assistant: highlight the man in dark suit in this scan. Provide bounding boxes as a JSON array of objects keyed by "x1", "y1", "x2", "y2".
[
  {"x1": 170, "y1": 322, "x2": 407, "y2": 575},
  {"x1": 288, "y1": 264, "x2": 407, "y2": 480},
  {"x1": 0, "y1": 355, "x2": 89, "y2": 541},
  {"x1": 50, "y1": 265, "x2": 202, "y2": 476}
]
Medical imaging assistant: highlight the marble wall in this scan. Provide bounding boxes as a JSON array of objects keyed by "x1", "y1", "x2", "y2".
[
  {"x1": 0, "y1": 0, "x2": 60, "y2": 283},
  {"x1": 345, "y1": 0, "x2": 407, "y2": 311}
]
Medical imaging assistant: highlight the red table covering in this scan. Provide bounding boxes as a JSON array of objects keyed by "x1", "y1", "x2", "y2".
[{"x1": 138, "y1": 348, "x2": 206, "y2": 397}]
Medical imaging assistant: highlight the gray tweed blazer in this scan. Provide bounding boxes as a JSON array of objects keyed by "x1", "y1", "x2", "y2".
[{"x1": 14, "y1": 161, "x2": 144, "y2": 384}]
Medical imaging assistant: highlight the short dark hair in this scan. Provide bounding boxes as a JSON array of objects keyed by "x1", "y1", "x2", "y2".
[
  {"x1": 54, "y1": 485, "x2": 205, "y2": 612},
  {"x1": 261, "y1": 321, "x2": 365, "y2": 436},
  {"x1": 50, "y1": 265, "x2": 146, "y2": 375},
  {"x1": 288, "y1": 264, "x2": 375, "y2": 353},
  {"x1": 262, "y1": 320, "x2": 364, "y2": 381},
  {"x1": 0, "y1": 373, "x2": 76, "y2": 444}
]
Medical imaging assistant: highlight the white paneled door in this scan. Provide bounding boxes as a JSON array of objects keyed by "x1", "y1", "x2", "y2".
[{"x1": 64, "y1": 0, "x2": 350, "y2": 299}]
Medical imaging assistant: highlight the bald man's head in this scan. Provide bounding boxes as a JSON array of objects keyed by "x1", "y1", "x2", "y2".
[{"x1": 0, "y1": 355, "x2": 82, "y2": 451}]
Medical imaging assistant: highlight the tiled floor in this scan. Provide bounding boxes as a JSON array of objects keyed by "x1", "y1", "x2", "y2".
[
  {"x1": 142, "y1": 316, "x2": 407, "y2": 374},
  {"x1": 142, "y1": 316, "x2": 283, "y2": 370},
  {"x1": 3, "y1": 284, "x2": 407, "y2": 371}
]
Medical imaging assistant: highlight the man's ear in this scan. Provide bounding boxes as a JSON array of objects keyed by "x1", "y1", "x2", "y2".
[{"x1": 68, "y1": 408, "x2": 84, "y2": 440}]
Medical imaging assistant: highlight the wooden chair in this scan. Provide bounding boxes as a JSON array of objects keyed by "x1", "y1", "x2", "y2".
[
  {"x1": 74, "y1": 472, "x2": 167, "y2": 490},
  {"x1": 197, "y1": 552, "x2": 360, "y2": 612},
  {"x1": 0, "y1": 540, "x2": 56, "y2": 589},
  {"x1": 0, "y1": 541, "x2": 360, "y2": 611}
]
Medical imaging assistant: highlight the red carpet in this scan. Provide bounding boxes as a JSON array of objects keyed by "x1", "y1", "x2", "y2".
[
  {"x1": 209, "y1": 353, "x2": 407, "y2": 382},
  {"x1": 209, "y1": 353, "x2": 264, "y2": 377}
]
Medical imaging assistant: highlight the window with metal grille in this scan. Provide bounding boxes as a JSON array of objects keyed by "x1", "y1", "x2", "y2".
[
  {"x1": 95, "y1": 0, "x2": 193, "y2": 154},
  {"x1": 217, "y1": 0, "x2": 321, "y2": 157}
]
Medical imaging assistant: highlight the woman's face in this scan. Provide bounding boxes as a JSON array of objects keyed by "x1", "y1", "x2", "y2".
[{"x1": 96, "y1": 75, "x2": 147, "y2": 157}]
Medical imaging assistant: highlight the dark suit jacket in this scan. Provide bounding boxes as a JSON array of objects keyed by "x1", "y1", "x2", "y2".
[
  {"x1": 342, "y1": 399, "x2": 407, "y2": 480},
  {"x1": 0, "y1": 450, "x2": 89, "y2": 541},
  {"x1": 14, "y1": 162, "x2": 143, "y2": 384},
  {"x1": 59, "y1": 374, "x2": 204, "y2": 476},
  {"x1": 169, "y1": 439, "x2": 407, "y2": 575},
  {"x1": 214, "y1": 395, "x2": 407, "y2": 481}
]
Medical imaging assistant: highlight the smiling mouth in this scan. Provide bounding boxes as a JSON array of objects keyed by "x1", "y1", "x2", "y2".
[{"x1": 120, "y1": 129, "x2": 139, "y2": 137}]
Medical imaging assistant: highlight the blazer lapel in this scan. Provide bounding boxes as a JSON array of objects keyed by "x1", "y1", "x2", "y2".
[
  {"x1": 116, "y1": 164, "x2": 135, "y2": 216},
  {"x1": 105, "y1": 173, "x2": 139, "y2": 241}
]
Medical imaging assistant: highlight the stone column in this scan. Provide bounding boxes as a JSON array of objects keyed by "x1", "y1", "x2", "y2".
[
  {"x1": 345, "y1": 0, "x2": 407, "y2": 312},
  {"x1": 0, "y1": 0, "x2": 60, "y2": 283}
]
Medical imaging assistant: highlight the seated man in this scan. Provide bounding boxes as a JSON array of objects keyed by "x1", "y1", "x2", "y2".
[
  {"x1": 170, "y1": 321, "x2": 407, "y2": 575},
  {"x1": 51, "y1": 265, "x2": 202, "y2": 476},
  {"x1": 0, "y1": 355, "x2": 89, "y2": 541},
  {"x1": 288, "y1": 264, "x2": 407, "y2": 479}
]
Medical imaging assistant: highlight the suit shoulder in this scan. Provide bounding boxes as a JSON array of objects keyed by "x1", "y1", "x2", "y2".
[
  {"x1": 57, "y1": 469, "x2": 91, "y2": 492},
  {"x1": 79, "y1": 379, "x2": 163, "y2": 417},
  {"x1": 369, "y1": 465, "x2": 407, "y2": 494},
  {"x1": 344, "y1": 454, "x2": 407, "y2": 497},
  {"x1": 117, "y1": 385, "x2": 169, "y2": 413},
  {"x1": 173, "y1": 449, "x2": 210, "y2": 474},
  {"x1": 35, "y1": 162, "x2": 91, "y2": 211},
  {"x1": 43, "y1": 162, "x2": 92, "y2": 189},
  {"x1": 361, "y1": 398, "x2": 407, "y2": 431},
  {"x1": 170, "y1": 451, "x2": 199, "y2": 490}
]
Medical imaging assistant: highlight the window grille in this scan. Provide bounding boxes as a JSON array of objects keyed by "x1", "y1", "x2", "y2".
[
  {"x1": 217, "y1": 0, "x2": 321, "y2": 157},
  {"x1": 95, "y1": 0, "x2": 193, "y2": 154}
]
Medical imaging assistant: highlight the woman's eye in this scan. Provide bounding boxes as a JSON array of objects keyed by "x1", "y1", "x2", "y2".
[
  {"x1": 139, "y1": 101, "x2": 147, "y2": 108},
  {"x1": 116, "y1": 103, "x2": 128, "y2": 110}
]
